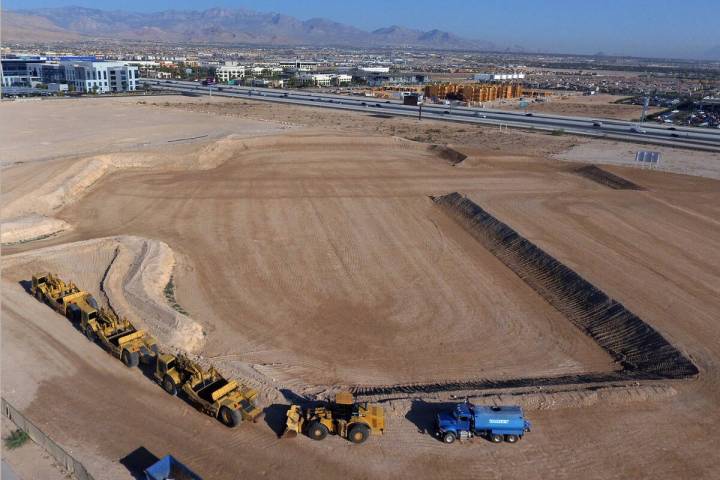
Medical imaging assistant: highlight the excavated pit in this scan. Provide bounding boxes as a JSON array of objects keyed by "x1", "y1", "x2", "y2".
[{"x1": 351, "y1": 192, "x2": 697, "y2": 396}]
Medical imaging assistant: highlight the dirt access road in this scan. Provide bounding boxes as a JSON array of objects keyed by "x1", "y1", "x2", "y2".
[{"x1": 2, "y1": 97, "x2": 720, "y2": 479}]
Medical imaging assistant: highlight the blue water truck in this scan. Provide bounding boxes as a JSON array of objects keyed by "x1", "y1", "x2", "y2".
[{"x1": 436, "y1": 403, "x2": 531, "y2": 444}]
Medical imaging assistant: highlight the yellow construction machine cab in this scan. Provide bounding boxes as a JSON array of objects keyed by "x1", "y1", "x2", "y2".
[
  {"x1": 31, "y1": 273, "x2": 49, "y2": 292},
  {"x1": 155, "y1": 353, "x2": 181, "y2": 383}
]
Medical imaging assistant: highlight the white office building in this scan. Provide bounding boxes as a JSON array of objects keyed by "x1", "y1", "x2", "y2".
[
  {"x1": 59, "y1": 60, "x2": 139, "y2": 93},
  {"x1": 216, "y1": 64, "x2": 246, "y2": 82},
  {"x1": 473, "y1": 72, "x2": 526, "y2": 82}
]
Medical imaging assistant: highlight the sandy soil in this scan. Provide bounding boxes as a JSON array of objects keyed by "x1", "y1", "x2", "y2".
[
  {"x1": 496, "y1": 94, "x2": 664, "y2": 121},
  {"x1": 2, "y1": 96, "x2": 720, "y2": 479}
]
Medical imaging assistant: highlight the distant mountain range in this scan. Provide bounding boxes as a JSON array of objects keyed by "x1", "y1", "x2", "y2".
[{"x1": 1, "y1": 6, "x2": 497, "y2": 50}]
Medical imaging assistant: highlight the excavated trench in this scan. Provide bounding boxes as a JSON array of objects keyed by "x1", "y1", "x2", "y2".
[
  {"x1": 350, "y1": 192, "x2": 697, "y2": 397},
  {"x1": 574, "y1": 165, "x2": 644, "y2": 190}
]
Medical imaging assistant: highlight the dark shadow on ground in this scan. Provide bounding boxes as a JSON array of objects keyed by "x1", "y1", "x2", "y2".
[
  {"x1": 120, "y1": 446, "x2": 160, "y2": 480},
  {"x1": 263, "y1": 404, "x2": 291, "y2": 438}
]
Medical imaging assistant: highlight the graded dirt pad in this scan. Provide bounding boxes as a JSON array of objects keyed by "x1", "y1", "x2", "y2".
[
  {"x1": 2, "y1": 97, "x2": 720, "y2": 479},
  {"x1": 38, "y1": 134, "x2": 615, "y2": 388}
]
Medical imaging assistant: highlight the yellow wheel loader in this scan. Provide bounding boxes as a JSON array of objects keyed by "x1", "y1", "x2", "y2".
[
  {"x1": 284, "y1": 392, "x2": 385, "y2": 444},
  {"x1": 154, "y1": 353, "x2": 262, "y2": 427},
  {"x1": 82, "y1": 307, "x2": 158, "y2": 368}
]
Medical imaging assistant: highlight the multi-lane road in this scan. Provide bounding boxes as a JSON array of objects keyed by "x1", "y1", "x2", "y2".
[{"x1": 144, "y1": 79, "x2": 720, "y2": 152}]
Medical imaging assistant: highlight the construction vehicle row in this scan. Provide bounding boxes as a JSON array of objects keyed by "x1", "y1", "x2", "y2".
[
  {"x1": 30, "y1": 272, "x2": 261, "y2": 428},
  {"x1": 28, "y1": 272, "x2": 532, "y2": 446}
]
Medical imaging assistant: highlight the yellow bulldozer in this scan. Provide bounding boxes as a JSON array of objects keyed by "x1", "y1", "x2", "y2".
[
  {"x1": 284, "y1": 392, "x2": 385, "y2": 444},
  {"x1": 154, "y1": 353, "x2": 262, "y2": 427},
  {"x1": 31, "y1": 272, "x2": 99, "y2": 322},
  {"x1": 82, "y1": 307, "x2": 158, "y2": 368}
]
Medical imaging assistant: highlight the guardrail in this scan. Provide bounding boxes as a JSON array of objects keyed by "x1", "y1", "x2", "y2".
[{"x1": 2, "y1": 397, "x2": 95, "y2": 480}]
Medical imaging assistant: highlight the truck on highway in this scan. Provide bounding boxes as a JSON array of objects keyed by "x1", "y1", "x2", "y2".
[{"x1": 435, "y1": 402, "x2": 531, "y2": 444}]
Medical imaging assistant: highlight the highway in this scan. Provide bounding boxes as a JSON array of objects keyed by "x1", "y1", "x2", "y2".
[{"x1": 144, "y1": 79, "x2": 720, "y2": 152}]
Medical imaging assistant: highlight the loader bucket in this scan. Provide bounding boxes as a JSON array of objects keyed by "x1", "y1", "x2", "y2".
[{"x1": 284, "y1": 405, "x2": 303, "y2": 438}]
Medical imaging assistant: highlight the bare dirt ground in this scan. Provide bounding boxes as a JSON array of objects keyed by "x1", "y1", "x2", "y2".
[
  {"x1": 2, "y1": 96, "x2": 720, "y2": 479},
  {"x1": 496, "y1": 94, "x2": 664, "y2": 121}
]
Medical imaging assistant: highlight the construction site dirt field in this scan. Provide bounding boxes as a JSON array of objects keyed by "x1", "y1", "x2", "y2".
[{"x1": 2, "y1": 97, "x2": 720, "y2": 479}]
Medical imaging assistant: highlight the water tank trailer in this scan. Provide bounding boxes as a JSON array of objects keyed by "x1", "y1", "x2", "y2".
[{"x1": 436, "y1": 403, "x2": 531, "y2": 444}]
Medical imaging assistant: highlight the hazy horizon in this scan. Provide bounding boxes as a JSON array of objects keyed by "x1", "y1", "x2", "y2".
[{"x1": 5, "y1": 0, "x2": 720, "y2": 61}]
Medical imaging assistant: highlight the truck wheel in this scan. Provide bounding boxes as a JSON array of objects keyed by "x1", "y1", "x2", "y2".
[
  {"x1": 348, "y1": 424, "x2": 370, "y2": 444},
  {"x1": 504, "y1": 434, "x2": 518, "y2": 443},
  {"x1": 219, "y1": 406, "x2": 242, "y2": 428},
  {"x1": 490, "y1": 433, "x2": 503, "y2": 443},
  {"x1": 35, "y1": 290, "x2": 43, "y2": 302},
  {"x1": 443, "y1": 432, "x2": 456, "y2": 444},
  {"x1": 162, "y1": 375, "x2": 177, "y2": 396},
  {"x1": 121, "y1": 350, "x2": 139, "y2": 368},
  {"x1": 307, "y1": 421, "x2": 328, "y2": 441}
]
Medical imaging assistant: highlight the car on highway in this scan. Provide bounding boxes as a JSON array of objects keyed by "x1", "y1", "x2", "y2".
[
  {"x1": 592, "y1": 121, "x2": 603, "y2": 128},
  {"x1": 525, "y1": 112, "x2": 534, "y2": 116},
  {"x1": 361, "y1": 102, "x2": 367, "y2": 106},
  {"x1": 475, "y1": 112, "x2": 487, "y2": 118},
  {"x1": 375, "y1": 103, "x2": 382, "y2": 107},
  {"x1": 668, "y1": 126, "x2": 677, "y2": 130},
  {"x1": 443, "y1": 110, "x2": 450, "y2": 114},
  {"x1": 629, "y1": 126, "x2": 647, "y2": 134}
]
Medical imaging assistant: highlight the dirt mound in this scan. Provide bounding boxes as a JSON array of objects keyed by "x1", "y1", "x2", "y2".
[
  {"x1": 432, "y1": 193, "x2": 698, "y2": 380},
  {"x1": 426, "y1": 144, "x2": 468, "y2": 165},
  {"x1": 350, "y1": 193, "x2": 699, "y2": 396},
  {"x1": 575, "y1": 165, "x2": 644, "y2": 190}
]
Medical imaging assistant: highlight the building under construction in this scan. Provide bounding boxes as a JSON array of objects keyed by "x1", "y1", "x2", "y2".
[{"x1": 424, "y1": 83, "x2": 524, "y2": 103}]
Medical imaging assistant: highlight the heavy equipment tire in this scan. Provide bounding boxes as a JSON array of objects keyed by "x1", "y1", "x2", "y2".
[
  {"x1": 150, "y1": 344, "x2": 159, "y2": 354},
  {"x1": 307, "y1": 422, "x2": 328, "y2": 441},
  {"x1": 504, "y1": 434, "x2": 518, "y2": 443},
  {"x1": 121, "y1": 350, "x2": 140, "y2": 368},
  {"x1": 348, "y1": 424, "x2": 370, "y2": 444},
  {"x1": 162, "y1": 375, "x2": 177, "y2": 396},
  {"x1": 34, "y1": 290, "x2": 43, "y2": 302},
  {"x1": 490, "y1": 433, "x2": 503, "y2": 443},
  {"x1": 219, "y1": 406, "x2": 242, "y2": 428},
  {"x1": 85, "y1": 325, "x2": 97, "y2": 342},
  {"x1": 443, "y1": 432, "x2": 456, "y2": 444}
]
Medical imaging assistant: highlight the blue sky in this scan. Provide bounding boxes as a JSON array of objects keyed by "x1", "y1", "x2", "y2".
[{"x1": 6, "y1": 0, "x2": 719, "y2": 59}]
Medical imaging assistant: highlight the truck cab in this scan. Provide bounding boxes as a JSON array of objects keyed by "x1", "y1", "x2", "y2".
[{"x1": 436, "y1": 402, "x2": 531, "y2": 444}]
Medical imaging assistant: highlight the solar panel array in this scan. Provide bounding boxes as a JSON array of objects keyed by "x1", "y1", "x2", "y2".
[{"x1": 635, "y1": 151, "x2": 661, "y2": 164}]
